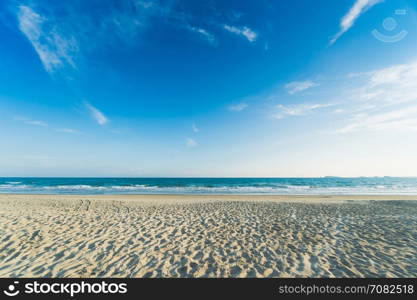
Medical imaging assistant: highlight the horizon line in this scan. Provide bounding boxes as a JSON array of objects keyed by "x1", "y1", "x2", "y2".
[{"x1": 1, "y1": 176, "x2": 417, "y2": 179}]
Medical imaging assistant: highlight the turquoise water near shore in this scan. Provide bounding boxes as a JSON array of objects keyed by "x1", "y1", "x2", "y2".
[{"x1": 1, "y1": 177, "x2": 417, "y2": 195}]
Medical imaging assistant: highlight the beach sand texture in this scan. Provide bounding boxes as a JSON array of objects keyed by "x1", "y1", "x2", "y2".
[{"x1": 0, "y1": 194, "x2": 416, "y2": 278}]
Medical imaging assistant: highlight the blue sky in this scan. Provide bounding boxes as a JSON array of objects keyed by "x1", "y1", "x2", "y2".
[{"x1": 1, "y1": 0, "x2": 417, "y2": 177}]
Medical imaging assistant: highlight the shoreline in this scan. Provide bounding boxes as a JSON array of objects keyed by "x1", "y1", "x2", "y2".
[{"x1": 1, "y1": 193, "x2": 417, "y2": 203}]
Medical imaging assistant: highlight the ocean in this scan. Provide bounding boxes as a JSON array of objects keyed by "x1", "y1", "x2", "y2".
[{"x1": 1, "y1": 177, "x2": 417, "y2": 195}]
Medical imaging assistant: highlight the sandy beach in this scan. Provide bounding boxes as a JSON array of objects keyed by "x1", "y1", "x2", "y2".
[{"x1": 0, "y1": 194, "x2": 416, "y2": 278}]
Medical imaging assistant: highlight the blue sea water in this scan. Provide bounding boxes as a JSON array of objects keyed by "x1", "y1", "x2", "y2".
[{"x1": 1, "y1": 177, "x2": 417, "y2": 195}]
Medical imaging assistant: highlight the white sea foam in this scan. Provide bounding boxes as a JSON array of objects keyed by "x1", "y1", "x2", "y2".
[
  {"x1": 1, "y1": 182, "x2": 417, "y2": 195},
  {"x1": 0, "y1": 184, "x2": 31, "y2": 189},
  {"x1": 50, "y1": 185, "x2": 108, "y2": 190}
]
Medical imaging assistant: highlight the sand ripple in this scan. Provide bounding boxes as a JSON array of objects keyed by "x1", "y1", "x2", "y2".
[{"x1": 0, "y1": 196, "x2": 416, "y2": 277}]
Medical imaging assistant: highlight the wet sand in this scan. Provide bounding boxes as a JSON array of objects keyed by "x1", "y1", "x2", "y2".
[{"x1": 0, "y1": 194, "x2": 416, "y2": 278}]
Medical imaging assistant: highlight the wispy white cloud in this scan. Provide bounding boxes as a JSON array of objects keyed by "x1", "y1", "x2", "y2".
[
  {"x1": 109, "y1": 0, "x2": 169, "y2": 43},
  {"x1": 16, "y1": 2, "x2": 226, "y2": 75},
  {"x1": 223, "y1": 25, "x2": 257, "y2": 42},
  {"x1": 186, "y1": 137, "x2": 198, "y2": 147},
  {"x1": 336, "y1": 105, "x2": 417, "y2": 133},
  {"x1": 228, "y1": 103, "x2": 248, "y2": 111},
  {"x1": 14, "y1": 116, "x2": 47, "y2": 127},
  {"x1": 285, "y1": 80, "x2": 318, "y2": 94},
  {"x1": 275, "y1": 103, "x2": 332, "y2": 119},
  {"x1": 84, "y1": 102, "x2": 108, "y2": 125},
  {"x1": 25, "y1": 120, "x2": 48, "y2": 126},
  {"x1": 330, "y1": 0, "x2": 382, "y2": 44},
  {"x1": 186, "y1": 26, "x2": 217, "y2": 45},
  {"x1": 353, "y1": 61, "x2": 417, "y2": 107},
  {"x1": 17, "y1": 5, "x2": 78, "y2": 73},
  {"x1": 109, "y1": 2, "x2": 221, "y2": 47},
  {"x1": 192, "y1": 123, "x2": 199, "y2": 133},
  {"x1": 369, "y1": 63, "x2": 417, "y2": 88},
  {"x1": 56, "y1": 128, "x2": 79, "y2": 134},
  {"x1": 14, "y1": 1, "x2": 173, "y2": 74},
  {"x1": 333, "y1": 109, "x2": 345, "y2": 114},
  {"x1": 335, "y1": 61, "x2": 417, "y2": 133}
]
